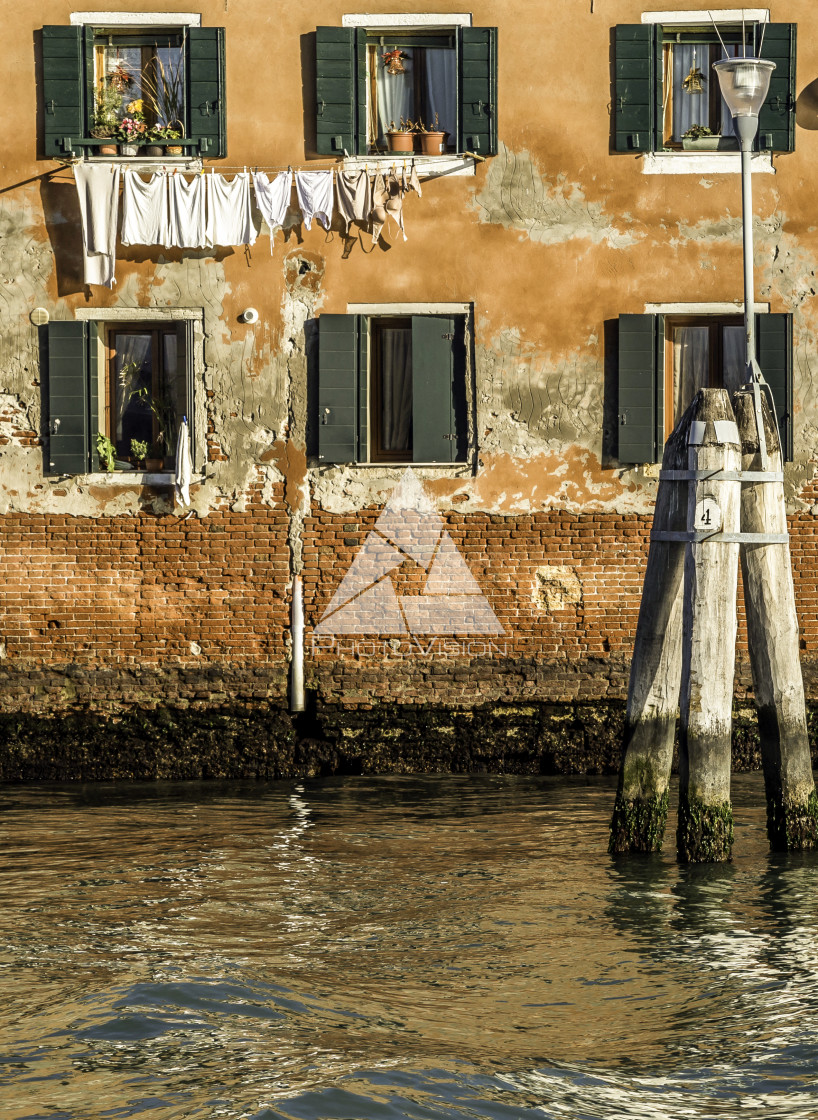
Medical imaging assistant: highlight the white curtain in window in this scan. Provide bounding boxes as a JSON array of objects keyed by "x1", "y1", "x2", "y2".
[
  {"x1": 381, "y1": 328, "x2": 412, "y2": 452},
  {"x1": 722, "y1": 325, "x2": 746, "y2": 396},
  {"x1": 672, "y1": 45, "x2": 711, "y2": 138},
  {"x1": 673, "y1": 326, "x2": 709, "y2": 420},
  {"x1": 424, "y1": 49, "x2": 456, "y2": 140},
  {"x1": 375, "y1": 49, "x2": 414, "y2": 145},
  {"x1": 115, "y1": 333, "x2": 152, "y2": 440}
]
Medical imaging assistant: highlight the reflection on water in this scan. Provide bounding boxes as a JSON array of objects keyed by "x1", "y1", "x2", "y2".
[{"x1": 2, "y1": 774, "x2": 818, "y2": 1119}]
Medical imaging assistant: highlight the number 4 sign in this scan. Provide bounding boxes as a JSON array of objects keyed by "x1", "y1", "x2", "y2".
[{"x1": 694, "y1": 496, "x2": 723, "y2": 533}]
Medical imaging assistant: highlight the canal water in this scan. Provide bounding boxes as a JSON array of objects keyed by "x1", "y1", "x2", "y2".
[{"x1": 2, "y1": 772, "x2": 818, "y2": 1119}]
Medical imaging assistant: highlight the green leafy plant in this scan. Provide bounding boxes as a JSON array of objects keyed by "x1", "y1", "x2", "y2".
[
  {"x1": 130, "y1": 438, "x2": 149, "y2": 464},
  {"x1": 682, "y1": 124, "x2": 714, "y2": 140},
  {"x1": 96, "y1": 432, "x2": 116, "y2": 472},
  {"x1": 129, "y1": 386, "x2": 176, "y2": 453},
  {"x1": 91, "y1": 82, "x2": 124, "y2": 138}
]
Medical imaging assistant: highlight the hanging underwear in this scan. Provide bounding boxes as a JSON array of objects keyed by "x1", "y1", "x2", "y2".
[
  {"x1": 335, "y1": 170, "x2": 372, "y2": 234},
  {"x1": 295, "y1": 170, "x2": 334, "y2": 231},
  {"x1": 253, "y1": 170, "x2": 293, "y2": 250},
  {"x1": 384, "y1": 171, "x2": 407, "y2": 242},
  {"x1": 369, "y1": 171, "x2": 388, "y2": 246},
  {"x1": 121, "y1": 169, "x2": 170, "y2": 248}
]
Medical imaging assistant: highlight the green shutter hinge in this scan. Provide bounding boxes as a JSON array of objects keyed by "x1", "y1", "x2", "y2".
[
  {"x1": 46, "y1": 99, "x2": 56, "y2": 115},
  {"x1": 198, "y1": 100, "x2": 217, "y2": 116}
]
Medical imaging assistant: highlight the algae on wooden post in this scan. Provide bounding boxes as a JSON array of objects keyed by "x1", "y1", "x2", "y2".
[{"x1": 733, "y1": 388, "x2": 818, "y2": 851}]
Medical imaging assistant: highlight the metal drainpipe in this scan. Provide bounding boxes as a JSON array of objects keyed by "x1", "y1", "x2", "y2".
[{"x1": 290, "y1": 575, "x2": 305, "y2": 712}]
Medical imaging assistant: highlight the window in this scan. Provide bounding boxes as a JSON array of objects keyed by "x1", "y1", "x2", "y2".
[
  {"x1": 42, "y1": 22, "x2": 226, "y2": 160},
  {"x1": 45, "y1": 318, "x2": 197, "y2": 475},
  {"x1": 617, "y1": 312, "x2": 792, "y2": 464},
  {"x1": 317, "y1": 312, "x2": 469, "y2": 464},
  {"x1": 315, "y1": 24, "x2": 497, "y2": 157},
  {"x1": 613, "y1": 20, "x2": 795, "y2": 155}
]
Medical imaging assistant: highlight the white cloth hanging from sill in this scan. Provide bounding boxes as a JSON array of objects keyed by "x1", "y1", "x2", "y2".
[
  {"x1": 73, "y1": 164, "x2": 120, "y2": 288},
  {"x1": 206, "y1": 171, "x2": 256, "y2": 246},
  {"x1": 175, "y1": 415, "x2": 193, "y2": 507},
  {"x1": 169, "y1": 172, "x2": 210, "y2": 248},
  {"x1": 252, "y1": 170, "x2": 293, "y2": 251},
  {"x1": 295, "y1": 170, "x2": 333, "y2": 231},
  {"x1": 121, "y1": 170, "x2": 170, "y2": 248}
]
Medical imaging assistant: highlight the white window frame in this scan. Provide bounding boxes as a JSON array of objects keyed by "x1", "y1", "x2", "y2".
[
  {"x1": 639, "y1": 8, "x2": 773, "y2": 174},
  {"x1": 346, "y1": 301, "x2": 473, "y2": 467},
  {"x1": 340, "y1": 12, "x2": 475, "y2": 177},
  {"x1": 74, "y1": 307, "x2": 204, "y2": 482}
]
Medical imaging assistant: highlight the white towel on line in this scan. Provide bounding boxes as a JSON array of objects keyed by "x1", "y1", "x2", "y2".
[
  {"x1": 73, "y1": 164, "x2": 120, "y2": 287},
  {"x1": 252, "y1": 170, "x2": 293, "y2": 250},
  {"x1": 295, "y1": 170, "x2": 333, "y2": 231},
  {"x1": 175, "y1": 416, "x2": 193, "y2": 507},
  {"x1": 121, "y1": 170, "x2": 170, "y2": 247},
  {"x1": 206, "y1": 171, "x2": 256, "y2": 246},
  {"x1": 169, "y1": 172, "x2": 210, "y2": 248}
]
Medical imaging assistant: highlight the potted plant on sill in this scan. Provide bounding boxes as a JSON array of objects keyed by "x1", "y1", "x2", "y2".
[
  {"x1": 681, "y1": 124, "x2": 721, "y2": 151},
  {"x1": 386, "y1": 118, "x2": 416, "y2": 154},
  {"x1": 130, "y1": 438, "x2": 149, "y2": 470},
  {"x1": 117, "y1": 99, "x2": 148, "y2": 155},
  {"x1": 91, "y1": 83, "x2": 123, "y2": 156},
  {"x1": 415, "y1": 114, "x2": 447, "y2": 156},
  {"x1": 145, "y1": 123, "x2": 184, "y2": 157}
]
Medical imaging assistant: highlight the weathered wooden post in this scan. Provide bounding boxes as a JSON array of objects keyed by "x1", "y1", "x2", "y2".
[
  {"x1": 676, "y1": 389, "x2": 742, "y2": 862},
  {"x1": 609, "y1": 407, "x2": 690, "y2": 854},
  {"x1": 733, "y1": 388, "x2": 818, "y2": 849}
]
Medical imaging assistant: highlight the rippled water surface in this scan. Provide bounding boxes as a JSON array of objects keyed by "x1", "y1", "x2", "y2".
[{"x1": 2, "y1": 773, "x2": 818, "y2": 1119}]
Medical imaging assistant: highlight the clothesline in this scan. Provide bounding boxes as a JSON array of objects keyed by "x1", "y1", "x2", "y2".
[{"x1": 73, "y1": 163, "x2": 424, "y2": 288}]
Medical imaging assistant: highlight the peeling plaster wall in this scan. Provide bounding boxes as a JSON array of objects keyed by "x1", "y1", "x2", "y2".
[{"x1": 3, "y1": 0, "x2": 818, "y2": 528}]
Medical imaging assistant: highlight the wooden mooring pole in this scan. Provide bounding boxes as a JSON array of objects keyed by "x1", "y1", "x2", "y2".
[
  {"x1": 733, "y1": 388, "x2": 818, "y2": 850},
  {"x1": 609, "y1": 406, "x2": 690, "y2": 854},
  {"x1": 675, "y1": 389, "x2": 742, "y2": 862}
]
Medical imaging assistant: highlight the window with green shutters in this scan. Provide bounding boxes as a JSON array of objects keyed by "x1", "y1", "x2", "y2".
[
  {"x1": 318, "y1": 313, "x2": 468, "y2": 464},
  {"x1": 42, "y1": 24, "x2": 226, "y2": 159},
  {"x1": 45, "y1": 319, "x2": 196, "y2": 475},
  {"x1": 617, "y1": 312, "x2": 793, "y2": 464},
  {"x1": 315, "y1": 25, "x2": 497, "y2": 156},
  {"x1": 613, "y1": 21, "x2": 796, "y2": 154}
]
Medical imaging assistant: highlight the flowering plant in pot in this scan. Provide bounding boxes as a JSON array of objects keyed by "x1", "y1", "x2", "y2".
[
  {"x1": 145, "y1": 124, "x2": 183, "y2": 157},
  {"x1": 386, "y1": 118, "x2": 415, "y2": 153},
  {"x1": 415, "y1": 114, "x2": 447, "y2": 156},
  {"x1": 681, "y1": 124, "x2": 721, "y2": 151},
  {"x1": 117, "y1": 100, "x2": 148, "y2": 154}
]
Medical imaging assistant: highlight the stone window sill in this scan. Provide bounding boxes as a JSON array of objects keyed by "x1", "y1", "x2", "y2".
[
  {"x1": 342, "y1": 154, "x2": 476, "y2": 178},
  {"x1": 641, "y1": 151, "x2": 775, "y2": 175},
  {"x1": 80, "y1": 471, "x2": 203, "y2": 485}
]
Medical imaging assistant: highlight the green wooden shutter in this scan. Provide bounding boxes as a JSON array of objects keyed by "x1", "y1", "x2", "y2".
[
  {"x1": 614, "y1": 25, "x2": 655, "y2": 153},
  {"x1": 757, "y1": 23, "x2": 796, "y2": 152},
  {"x1": 757, "y1": 313, "x2": 792, "y2": 462},
  {"x1": 618, "y1": 314, "x2": 663, "y2": 464},
  {"x1": 318, "y1": 314, "x2": 362, "y2": 463},
  {"x1": 42, "y1": 26, "x2": 86, "y2": 158},
  {"x1": 46, "y1": 321, "x2": 91, "y2": 475},
  {"x1": 458, "y1": 27, "x2": 497, "y2": 156},
  {"x1": 411, "y1": 316, "x2": 465, "y2": 464},
  {"x1": 187, "y1": 27, "x2": 226, "y2": 158},
  {"x1": 316, "y1": 27, "x2": 357, "y2": 156}
]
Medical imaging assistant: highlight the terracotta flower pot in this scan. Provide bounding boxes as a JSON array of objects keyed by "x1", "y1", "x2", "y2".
[
  {"x1": 418, "y1": 131, "x2": 447, "y2": 156},
  {"x1": 387, "y1": 131, "x2": 414, "y2": 153},
  {"x1": 99, "y1": 143, "x2": 118, "y2": 156},
  {"x1": 145, "y1": 458, "x2": 164, "y2": 472}
]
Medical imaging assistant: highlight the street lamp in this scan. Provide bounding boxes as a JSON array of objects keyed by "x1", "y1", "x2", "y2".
[{"x1": 713, "y1": 55, "x2": 775, "y2": 465}]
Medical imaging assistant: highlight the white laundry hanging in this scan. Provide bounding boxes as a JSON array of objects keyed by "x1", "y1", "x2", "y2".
[
  {"x1": 175, "y1": 415, "x2": 193, "y2": 507},
  {"x1": 252, "y1": 170, "x2": 293, "y2": 251},
  {"x1": 169, "y1": 172, "x2": 210, "y2": 249},
  {"x1": 206, "y1": 171, "x2": 256, "y2": 247},
  {"x1": 121, "y1": 170, "x2": 170, "y2": 248},
  {"x1": 295, "y1": 170, "x2": 334, "y2": 231},
  {"x1": 73, "y1": 164, "x2": 120, "y2": 288}
]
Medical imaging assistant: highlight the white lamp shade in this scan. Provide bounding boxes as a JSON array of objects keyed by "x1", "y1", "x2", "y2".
[{"x1": 713, "y1": 57, "x2": 776, "y2": 118}]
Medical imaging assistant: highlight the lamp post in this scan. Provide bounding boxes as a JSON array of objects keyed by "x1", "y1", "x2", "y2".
[{"x1": 713, "y1": 55, "x2": 775, "y2": 465}]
